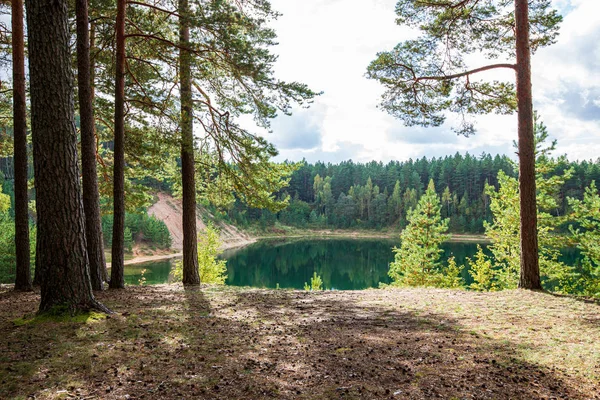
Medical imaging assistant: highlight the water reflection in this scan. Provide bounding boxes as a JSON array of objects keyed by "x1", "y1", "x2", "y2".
[{"x1": 118, "y1": 238, "x2": 582, "y2": 290}]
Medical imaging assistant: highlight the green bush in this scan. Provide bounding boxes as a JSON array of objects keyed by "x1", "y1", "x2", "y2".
[
  {"x1": 101, "y1": 212, "x2": 172, "y2": 250},
  {"x1": 304, "y1": 272, "x2": 323, "y2": 291},
  {"x1": 172, "y1": 224, "x2": 227, "y2": 284},
  {"x1": 467, "y1": 245, "x2": 496, "y2": 291},
  {"x1": 124, "y1": 227, "x2": 133, "y2": 253},
  {"x1": 0, "y1": 214, "x2": 15, "y2": 282},
  {"x1": 141, "y1": 216, "x2": 171, "y2": 248},
  {"x1": 0, "y1": 184, "x2": 36, "y2": 283}
]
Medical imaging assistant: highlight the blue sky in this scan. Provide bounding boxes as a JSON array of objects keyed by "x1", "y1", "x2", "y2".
[{"x1": 255, "y1": 0, "x2": 600, "y2": 163}]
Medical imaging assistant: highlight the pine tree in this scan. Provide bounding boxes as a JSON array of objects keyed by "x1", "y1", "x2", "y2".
[
  {"x1": 76, "y1": 0, "x2": 107, "y2": 291},
  {"x1": 442, "y1": 186, "x2": 452, "y2": 218},
  {"x1": 568, "y1": 182, "x2": 600, "y2": 296},
  {"x1": 25, "y1": 0, "x2": 109, "y2": 313},
  {"x1": 485, "y1": 118, "x2": 575, "y2": 291},
  {"x1": 389, "y1": 179, "x2": 450, "y2": 287},
  {"x1": 11, "y1": 0, "x2": 32, "y2": 292},
  {"x1": 388, "y1": 180, "x2": 402, "y2": 223},
  {"x1": 368, "y1": 0, "x2": 562, "y2": 290}
]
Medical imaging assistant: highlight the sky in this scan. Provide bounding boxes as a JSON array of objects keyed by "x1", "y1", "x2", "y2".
[{"x1": 252, "y1": 0, "x2": 600, "y2": 164}]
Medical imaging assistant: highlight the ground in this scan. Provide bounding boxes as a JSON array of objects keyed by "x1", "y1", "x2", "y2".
[{"x1": 1, "y1": 286, "x2": 599, "y2": 399}]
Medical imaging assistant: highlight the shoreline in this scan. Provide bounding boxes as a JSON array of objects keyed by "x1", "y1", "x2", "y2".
[
  {"x1": 117, "y1": 231, "x2": 488, "y2": 266},
  {"x1": 108, "y1": 236, "x2": 258, "y2": 267},
  {"x1": 255, "y1": 230, "x2": 489, "y2": 243}
]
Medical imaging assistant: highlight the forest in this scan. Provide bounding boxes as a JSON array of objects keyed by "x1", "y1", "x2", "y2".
[
  {"x1": 1, "y1": 0, "x2": 600, "y2": 398},
  {"x1": 226, "y1": 150, "x2": 600, "y2": 232}
]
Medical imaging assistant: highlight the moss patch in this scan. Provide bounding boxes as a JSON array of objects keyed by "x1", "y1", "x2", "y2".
[{"x1": 13, "y1": 311, "x2": 108, "y2": 326}]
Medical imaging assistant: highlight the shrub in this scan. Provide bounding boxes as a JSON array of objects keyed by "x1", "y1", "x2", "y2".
[
  {"x1": 101, "y1": 212, "x2": 172, "y2": 249},
  {"x1": 172, "y1": 224, "x2": 227, "y2": 284},
  {"x1": 304, "y1": 272, "x2": 323, "y2": 291}
]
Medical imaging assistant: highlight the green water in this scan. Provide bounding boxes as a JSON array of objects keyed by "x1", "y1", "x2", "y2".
[
  {"x1": 123, "y1": 238, "x2": 494, "y2": 289},
  {"x1": 223, "y1": 238, "x2": 487, "y2": 290},
  {"x1": 124, "y1": 261, "x2": 174, "y2": 286},
  {"x1": 1, "y1": 238, "x2": 583, "y2": 288}
]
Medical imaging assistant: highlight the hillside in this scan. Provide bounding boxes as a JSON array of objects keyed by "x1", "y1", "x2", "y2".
[
  {"x1": 148, "y1": 192, "x2": 255, "y2": 251},
  {"x1": 1, "y1": 286, "x2": 598, "y2": 399}
]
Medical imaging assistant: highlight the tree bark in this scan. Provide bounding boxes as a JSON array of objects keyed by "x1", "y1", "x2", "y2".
[
  {"x1": 11, "y1": 0, "x2": 32, "y2": 292},
  {"x1": 179, "y1": 0, "x2": 201, "y2": 286},
  {"x1": 110, "y1": 0, "x2": 126, "y2": 289},
  {"x1": 25, "y1": 0, "x2": 109, "y2": 313},
  {"x1": 90, "y1": 22, "x2": 109, "y2": 284},
  {"x1": 76, "y1": 0, "x2": 107, "y2": 291},
  {"x1": 515, "y1": 0, "x2": 542, "y2": 290}
]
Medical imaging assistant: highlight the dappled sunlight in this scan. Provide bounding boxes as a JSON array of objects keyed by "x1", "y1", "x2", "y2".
[{"x1": 1, "y1": 285, "x2": 599, "y2": 399}]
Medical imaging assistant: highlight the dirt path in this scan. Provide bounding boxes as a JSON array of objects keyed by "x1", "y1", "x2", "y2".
[{"x1": 2, "y1": 286, "x2": 598, "y2": 399}]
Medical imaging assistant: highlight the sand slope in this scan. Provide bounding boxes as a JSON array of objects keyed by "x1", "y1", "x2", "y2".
[{"x1": 148, "y1": 192, "x2": 255, "y2": 251}]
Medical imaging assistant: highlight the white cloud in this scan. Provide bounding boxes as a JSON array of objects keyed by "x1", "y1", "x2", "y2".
[{"x1": 263, "y1": 0, "x2": 600, "y2": 163}]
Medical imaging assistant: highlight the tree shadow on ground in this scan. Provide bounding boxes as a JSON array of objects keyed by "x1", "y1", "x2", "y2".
[
  {"x1": 0, "y1": 286, "x2": 597, "y2": 399},
  {"x1": 220, "y1": 289, "x2": 590, "y2": 399},
  {"x1": 548, "y1": 291, "x2": 600, "y2": 305}
]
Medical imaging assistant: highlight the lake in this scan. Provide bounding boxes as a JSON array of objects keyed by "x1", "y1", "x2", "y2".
[
  {"x1": 123, "y1": 238, "x2": 495, "y2": 289},
  {"x1": 0, "y1": 238, "x2": 582, "y2": 288}
]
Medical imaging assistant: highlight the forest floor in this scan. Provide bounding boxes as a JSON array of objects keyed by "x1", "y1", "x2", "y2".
[{"x1": 1, "y1": 286, "x2": 599, "y2": 400}]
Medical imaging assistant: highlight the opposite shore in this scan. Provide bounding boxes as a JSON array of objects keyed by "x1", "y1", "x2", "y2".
[{"x1": 114, "y1": 230, "x2": 489, "y2": 267}]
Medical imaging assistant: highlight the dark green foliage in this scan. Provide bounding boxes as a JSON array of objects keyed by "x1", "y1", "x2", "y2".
[
  {"x1": 279, "y1": 195, "x2": 311, "y2": 227},
  {"x1": 227, "y1": 154, "x2": 515, "y2": 231},
  {"x1": 102, "y1": 212, "x2": 171, "y2": 250},
  {"x1": 568, "y1": 182, "x2": 600, "y2": 296},
  {"x1": 224, "y1": 153, "x2": 600, "y2": 233}
]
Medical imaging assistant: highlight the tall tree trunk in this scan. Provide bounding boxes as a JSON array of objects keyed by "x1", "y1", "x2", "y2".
[
  {"x1": 76, "y1": 0, "x2": 107, "y2": 291},
  {"x1": 179, "y1": 0, "x2": 200, "y2": 286},
  {"x1": 25, "y1": 0, "x2": 109, "y2": 313},
  {"x1": 110, "y1": 0, "x2": 126, "y2": 289},
  {"x1": 90, "y1": 22, "x2": 109, "y2": 283},
  {"x1": 515, "y1": 0, "x2": 541, "y2": 290},
  {"x1": 11, "y1": 0, "x2": 32, "y2": 292}
]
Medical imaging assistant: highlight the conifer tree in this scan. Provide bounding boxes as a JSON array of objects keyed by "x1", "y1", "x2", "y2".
[
  {"x1": 11, "y1": 0, "x2": 31, "y2": 291},
  {"x1": 568, "y1": 182, "x2": 600, "y2": 296},
  {"x1": 25, "y1": 0, "x2": 109, "y2": 313},
  {"x1": 485, "y1": 118, "x2": 575, "y2": 291},
  {"x1": 389, "y1": 179, "x2": 450, "y2": 286},
  {"x1": 76, "y1": 0, "x2": 107, "y2": 290},
  {"x1": 368, "y1": 0, "x2": 562, "y2": 290}
]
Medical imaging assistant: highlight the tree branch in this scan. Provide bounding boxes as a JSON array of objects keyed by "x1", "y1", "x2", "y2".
[
  {"x1": 412, "y1": 63, "x2": 516, "y2": 82},
  {"x1": 126, "y1": 1, "x2": 181, "y2": 18}
]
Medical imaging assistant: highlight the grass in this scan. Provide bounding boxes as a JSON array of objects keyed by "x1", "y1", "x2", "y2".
[
  {"x1": 0, "y1": 285, "x2": 598, "y2": 399},
  {"x1": 13, "y1": 311, "x2": 108, "y2": 326}
]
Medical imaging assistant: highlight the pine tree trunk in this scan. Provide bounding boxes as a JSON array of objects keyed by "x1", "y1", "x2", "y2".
[
  {"x1": 12, "y1": 0, "x2": 32, "y2": 292},
  {"x1": 515, "y1": 0, "x2": 542, "y2": 290},
  {"x1": 90, "y1": 22, "x2": 108, "y2": 283},
  {"x1": 25, "y1": 0, "x2": 109, "y2": 313},
  {"x1": 179, "y1": 0, "x2": 201, "y2": 286},
  {"x1": 110, "y1": 0, "x2": 126, "y2": 289},
  {"x1": 76, "y1": 0, "x2": 107, "y2": 291}
]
